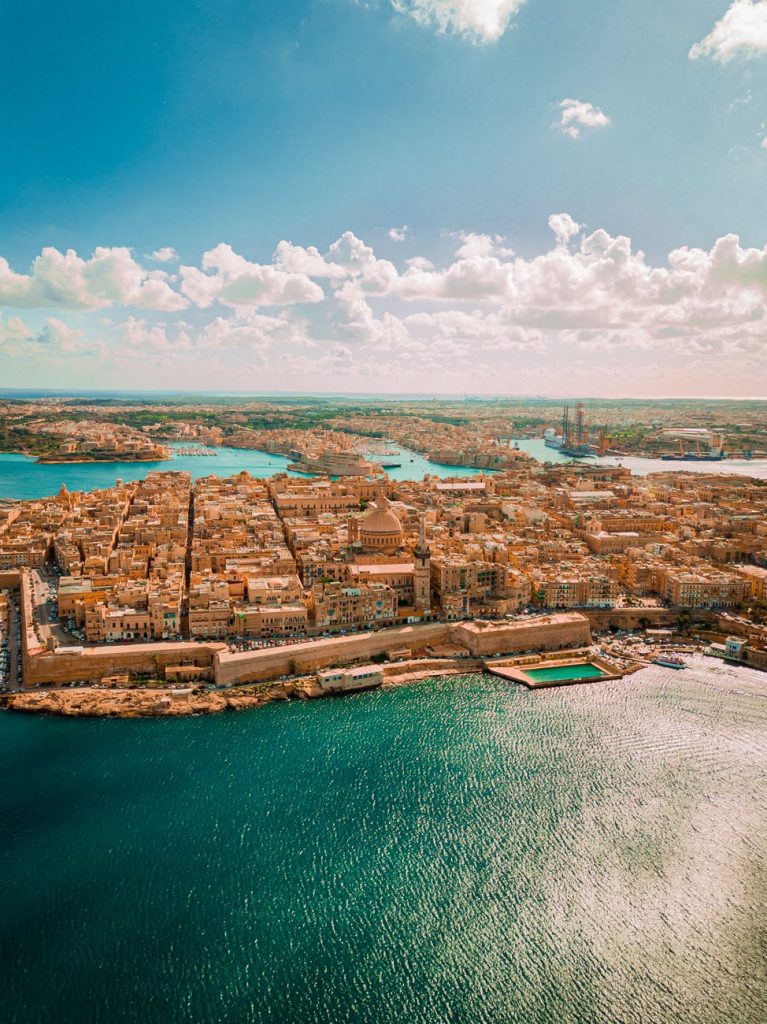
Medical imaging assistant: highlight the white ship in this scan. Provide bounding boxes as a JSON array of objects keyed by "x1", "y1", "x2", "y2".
[
  {"x1": 288, "y1": 449, "x2": 374, "y2": 476},
  {"x1": 369, "y1": 451, "x2": 402, "y2": 468}
]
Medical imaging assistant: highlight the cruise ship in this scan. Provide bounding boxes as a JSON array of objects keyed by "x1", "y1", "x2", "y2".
[
  {"x1": 288, "y1": 449, "x2": 375, "y2": 476},
  {"x1": 543, "y1": 403, "x2": 595, "y2": 458},
  {"x1": 544, "y1": 428, "x2": 564, "y2": 450},
  {"x1": 372, "y1": 454, "x2": 403, "y2": 468},
  {"x1": 359, "y1": 440, "x2": 403, "y2": 468}
]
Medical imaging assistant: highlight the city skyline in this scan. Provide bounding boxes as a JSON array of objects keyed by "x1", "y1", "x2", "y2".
[{"x1": 2, "y1": 0, "x2": 767, "y2": 396}]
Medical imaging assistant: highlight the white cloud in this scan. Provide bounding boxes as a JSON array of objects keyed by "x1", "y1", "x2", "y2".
[
  {"x1": 196, "y1": 311, "x2": 313, "y2": 352},
  {"x1": 390, "y1": 0, "x2": 527, "y2": 44},
  {"x1": 273, "y1": 240, "x2": 347, "y2": 280},
  {"x1": 3, "y1": 220, "x2": 767, "y2": 393},
  {"x1": 118, "y1": 316, "x2": 190, "y2": 355},
  {"x1": 0, "y1": 315, "x2": 35, "y2": 351},
  {"x1": 0, "y1": 247, "x2": 187, "y2": 311},
  {"x1": 689, "y1": 1, "x2": 767, "y2": 63},
  {"x1": 0, "y1": 314, "x2": 102, "y2": 357},
  {"x1": 556, "y1": 98, "x2": 610, "y2": 140},
  {"x1": 179, "y1": 243, "x2": 325, "y2": 308},
  {"x1": 148, "y1": 247, "x2": 178, "y2": 263},
  {"x1": 548, "y1": 213, "x2": 582, "y2": 247},
  {"x1": 454, "y1": 232, "x2": 514, "y2": 259},
  {"x1": 388, "y1": 225, "x2": 409, "y2": 242}
]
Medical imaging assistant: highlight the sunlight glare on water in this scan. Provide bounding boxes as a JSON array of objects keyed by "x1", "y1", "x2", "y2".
[{"x1": 1, "y1": 657, "x2": 765, "y2": 1023}]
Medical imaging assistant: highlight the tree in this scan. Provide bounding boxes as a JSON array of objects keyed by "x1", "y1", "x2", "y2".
[{"x1": 676, "y1": 610, "x2": 691, "y2": 632}]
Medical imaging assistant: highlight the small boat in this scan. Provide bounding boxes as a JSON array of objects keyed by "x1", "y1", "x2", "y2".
[{"x1": 652, "y1": 656, "x2": 685, "y2": 670}]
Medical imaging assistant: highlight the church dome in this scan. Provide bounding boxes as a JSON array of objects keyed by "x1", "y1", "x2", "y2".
[{"x1": 359, "y1": 500, "x2": 403, "y2": 552}]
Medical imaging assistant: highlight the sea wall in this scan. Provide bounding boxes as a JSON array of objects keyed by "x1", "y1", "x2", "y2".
[
  {"x1": 215, "y1": 623, "x2": 451, "y2": 686},
  {"x1": 451, "y1": 613, "x2": 591, "y2": 656},
  {"x1": 582, "y1": 608, "x2": 710, "y2": 631},
  {"x1": 715, "y1": 615, "x2": 767, "y2": 643},
  {"x1": 24, "y1": 641, "x2": 223, "y2": 688},
  {"x1": 20, "y1": 614, "x2": 599, "y2": 689}
]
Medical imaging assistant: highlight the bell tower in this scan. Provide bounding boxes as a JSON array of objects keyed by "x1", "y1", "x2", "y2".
[{"x1": 413, "y1": 515, "x2": 431, "y2": 613}]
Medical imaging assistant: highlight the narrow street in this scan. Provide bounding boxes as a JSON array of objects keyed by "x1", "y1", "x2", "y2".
[{"x1": 7, "y1": 595, "x2": 20, "y2": 690}]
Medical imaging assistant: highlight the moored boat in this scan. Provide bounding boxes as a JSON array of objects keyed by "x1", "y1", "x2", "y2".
[{"x1": 652, "y1": 655, "x2": 686, "y2": 670}]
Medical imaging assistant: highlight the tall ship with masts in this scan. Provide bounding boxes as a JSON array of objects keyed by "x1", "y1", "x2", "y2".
[{"x1": 544, "y1": 402, "x2": 595, "y2": 458}]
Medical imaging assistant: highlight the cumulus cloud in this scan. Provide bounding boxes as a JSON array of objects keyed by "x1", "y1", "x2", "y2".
[
  {"x1": 0, "y1": 314, "x2": 102, "y2": 357},
  {"x1": 556, "y1": 98, "x2": 610, "y2": 140},
  {"x1": 689, "y1": 1, "x2": 767, "y2": 63},
  {"x1": 148, "y1": 247, "x2": 178, "y2": 263},
  {"x1": 454, "y1": 232, "x2": 514, "y2": 259},
  {"x1": 390, "y1": 0, "x2": 527, "y2": 44},
  {"x1": 180, "y1": 243, "x2": 325, "y2": 308},
  {"x1": 0, "y1": 315, "x2": 35, "y2": 351},
  {"x1": 3, "y1": 220, "x2": 767, "y2": 390},
  {"x1": 388, "y1": 225, "x2": 409, "y2": 242},
  {"x1": 0, "y1": 247, "x2": 187, "y2": 311},
  {"x1": 548, "y1": 213, "x2": 582, "y2": 248},
  {"x1": 273, "y1": 240, "x2": 348, "y2": 280}
]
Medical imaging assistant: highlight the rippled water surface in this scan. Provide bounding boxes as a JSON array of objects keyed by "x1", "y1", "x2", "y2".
[{"x1": 1, "y1": 657, "x2": 765, "y2": 1024}]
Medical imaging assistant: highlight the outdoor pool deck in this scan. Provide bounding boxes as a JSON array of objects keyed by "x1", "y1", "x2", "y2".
[{"x1": 485, "y1": 651, "x2": 626, "y2": 689}]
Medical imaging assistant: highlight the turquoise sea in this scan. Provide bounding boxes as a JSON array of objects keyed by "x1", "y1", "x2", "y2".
[
  {"x1": 0, "y1": 444, "x2": 487, "y2": 501},
  {"x1": 514, "y1": 439, "x2": 767, "y2": 478},
  {"x1": 1, "y1": 658, "x2": 765, "y2": 1024},
  {"x1": 2, "y1": 441, "x2": 765, "y2": 502}
]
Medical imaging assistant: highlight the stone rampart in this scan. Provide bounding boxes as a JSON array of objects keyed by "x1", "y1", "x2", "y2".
[
  {"x1": 24, "y1": 641, "x2": 222, "y2": 688},
  {"x1": 583, "y1": 608, "x2": 711, "y2": 631},
  {"x1": 451, "y1": 613, "x2": 591, "y2": 656},
  {"x1": 215, "y1": 623, "x2": 451, "y2": 686}
]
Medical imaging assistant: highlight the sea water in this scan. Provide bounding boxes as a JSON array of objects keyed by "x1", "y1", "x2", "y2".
[{"x1": 1, "y1": 657, "x2": 764, "y2": 1024}]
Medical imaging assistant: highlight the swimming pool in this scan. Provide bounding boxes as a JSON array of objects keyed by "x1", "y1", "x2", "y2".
[{"x1": 524, "y1": 663, "x2": 609, "y2": 683}]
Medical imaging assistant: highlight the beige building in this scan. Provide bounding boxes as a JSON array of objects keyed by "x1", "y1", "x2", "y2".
[{"x1": 312, "y1": 580, "x2": 397, "y2": 630}]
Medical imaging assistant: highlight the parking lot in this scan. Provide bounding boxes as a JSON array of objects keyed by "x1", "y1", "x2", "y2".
[{"x1": 0, "y1": 588, "x2": 21, "y2": 691}]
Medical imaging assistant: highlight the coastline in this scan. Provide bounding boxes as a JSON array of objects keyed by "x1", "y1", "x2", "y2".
[
  {"x1": 35, "y1": 454, "x2": 171, "y2": 464},
  {"x1": 1, "y1": 659, "x2": 479, "y2": 719}
]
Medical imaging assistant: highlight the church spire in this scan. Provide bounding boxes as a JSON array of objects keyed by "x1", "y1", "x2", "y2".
[{"x1": 415, "y1": 514, "x2": 430, "y2": 559}]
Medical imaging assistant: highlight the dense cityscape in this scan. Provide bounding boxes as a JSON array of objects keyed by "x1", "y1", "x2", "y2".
[
  {"x1": 2, "y1": 1, "x2": 766, "y2": 1021},
  {"x1": 2, "y1": 399, "x2": 766, "y2": 716}
]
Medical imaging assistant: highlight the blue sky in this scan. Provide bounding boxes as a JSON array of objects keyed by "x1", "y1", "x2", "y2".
[{"x1": 1, "y1": 0, "x2": 767, "y2": 396}]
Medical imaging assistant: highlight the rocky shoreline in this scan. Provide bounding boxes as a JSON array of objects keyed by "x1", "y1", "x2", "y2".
[
  {"x1": 1, "y1": 661, "x2": 475, "y2": 719},
  {"x1": 3, "y1": 679, "x2": 314, "y2": 718}
]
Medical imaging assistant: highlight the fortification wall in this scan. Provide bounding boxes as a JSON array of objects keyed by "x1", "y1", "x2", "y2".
[
  {"x1": 215, "y1": 623, "x2": 451, "y2": 686},
  {"x1": 583, "y1": 608, "x2": 711, "y2": 631},
  {"x1": 24, "y1": 641, "x2": 222, "y2": 687},
  {"x1": 23, "y1": 615, "x2": 600, "y2": 689},
  {"x1": 716, "y1": 615, "x2": 767, "y2": 642},
  {"x1": 451, "y1": 613, "x2": 591, "y2": 656}
]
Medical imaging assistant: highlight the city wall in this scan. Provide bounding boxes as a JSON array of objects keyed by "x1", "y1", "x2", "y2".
[
  {"x1": 215, "y1": 623, "x2": 451, "y2": 686},
  {"x1": 24, "y1": 641, "x2": 223, "y2": 688},
  {"x1": 215, "y1": 617, "x2": 592, "y2": 686},
  {"x1": 19, "y1": 614, "x2": 597, "y2": 689},
  {"x1": 452, "y1": 613, "x2": 590, "y2": 656},
  {"x1": 582, "y1": 607, "x2": 710, "y2": 631},
  {"x1": 715, "y1": 614, "x2": 767, "y2": 642}
]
